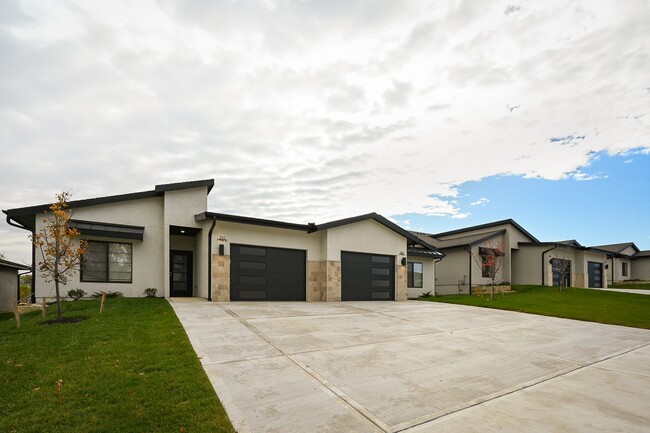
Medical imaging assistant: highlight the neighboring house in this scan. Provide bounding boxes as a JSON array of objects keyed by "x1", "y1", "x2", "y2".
[
  {"x1": 0, "y1": 259, "x2": 31, "y2": 312},
  {"x1": 3, "y1": 180, "x2": 443, "y2": 302},
  {"x1": 590, "y1": 242, "x2": 640, "y2": 284},
  {"x1": 412, "y1": 219, "x2": 538, "y2": 295},
  {"x1": 512, "y1": 240, "x2": 609, "y2": 289},
  {"x1": 631, "y1": 250, "x2": 650, "y2": 281}
]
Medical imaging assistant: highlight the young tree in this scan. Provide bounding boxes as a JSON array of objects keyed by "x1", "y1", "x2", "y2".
[
  {"x1": 31, "y1": 192, "x2": 87, "y2": 321},
  {"x1": 551, "y1": 255, "x2": 572, "y2": 291},
  {"x1": 472, "y1": 239, "x2": 505, "y2": 301}
]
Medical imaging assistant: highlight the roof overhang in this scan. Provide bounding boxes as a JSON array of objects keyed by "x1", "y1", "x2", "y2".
[
  {"x1": 0, "y1": 259, "x2": 31, "y2": 271},
  {"x1": 69, "y1": 219, "x2": 145, "y2": 241}
]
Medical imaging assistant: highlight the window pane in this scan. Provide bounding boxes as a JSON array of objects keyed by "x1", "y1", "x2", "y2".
[
  {"x1": 239, "y1": 261, "x2": 266, "y2": 270},
  {"x1": 371, "y1": 256, "x2": 390, "y2": 264},
  {"x1": 372, "y1": 268, "x2": 389, "y2": 275},
  {"x1": 108, "y1": 243, "x2": 132, "y2": 282},
  {"x1": 239, "y1": 246, "x2": 266, "y2": 256},
  {"x1": 413, "y1": 263, "x2": 423, "y2": 288},
  {"x1": 82, "y1": 242, "x2": 107, "y2": 281}
]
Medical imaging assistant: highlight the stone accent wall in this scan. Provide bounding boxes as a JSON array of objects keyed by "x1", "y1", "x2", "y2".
[
  {"x1": 396, "y1": 263, "x2": 408, "y2": 301},
  {"x1": 212, "y1": 255, "x2": 230, "y2": 302},
  {"x1": 325, "y1": 260, "x2": 341, "y2": 302},
  {"x1": 307, "y1": 261, "x2": 325, "y2": 301}
]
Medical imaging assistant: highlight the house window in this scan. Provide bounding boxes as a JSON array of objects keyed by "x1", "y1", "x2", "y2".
[
  {"x1": 622, "y1": 262, "x2": 628, "y2": 277},
  {"x1": 481, "y1": 256, "x2": 494, "y2": 278},
  {"x1": 81, "y1": 241, "x2": 132, "y2": 283},
  {"x1": 407, "y1": 262, "x2": 423, "y2": 288}
]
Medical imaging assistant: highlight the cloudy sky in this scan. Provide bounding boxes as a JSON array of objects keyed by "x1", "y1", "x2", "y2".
[{"x1": 1, "y1": 0, "x2": 649, "y2": 263}]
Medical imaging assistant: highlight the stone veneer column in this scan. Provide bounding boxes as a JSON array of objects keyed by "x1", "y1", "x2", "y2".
[
  {"x1": 325, "y1": 260, "x2": 341, "y2": 302},
  {"x1": 395, "y1": 263, "x2": 408, "y2": 301},
  {"x1": 212, "y1": 254, "x2": 230, "y2": 302},
  {"x1": 307, "y1": 261, "x2": 325, "y2": 301}
]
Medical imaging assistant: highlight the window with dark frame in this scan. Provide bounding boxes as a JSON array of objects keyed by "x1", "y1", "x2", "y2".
[
  {"x1": 81, "y1": 241, "x2": 132, "y2": 283},
  {"x1": 622, "y1": 262, "x2": 628, "y2": 277},
  {"x1": 481, "y1": 255, "x2": 494, "y2": 278},
  {"x1": 407, "y1": 262, "x2": 423, "y2": 288}
]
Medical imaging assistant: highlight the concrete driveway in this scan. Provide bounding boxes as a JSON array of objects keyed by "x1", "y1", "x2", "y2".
[{"x1": 170, "y1": 299, "x2": 650, "y2": 433}]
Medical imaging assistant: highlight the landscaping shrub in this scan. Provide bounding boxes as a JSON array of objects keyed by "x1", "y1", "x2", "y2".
[
  {"x1": 67, "y1": 289, "x2": 86, "y2": 300},
  {"x1": 144, "y1": 288, "x2": 158, "y2": 297}
]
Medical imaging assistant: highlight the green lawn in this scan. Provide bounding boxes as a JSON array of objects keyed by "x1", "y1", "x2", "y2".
[
  {"x1": 0, "y1": 298, "x2": 235, "y2": 433},
  {"x1": 609, "y1": 281, "x2": 650, "y2": 290},
  {"x1": 421, "y1": 285, "x2": 650, "y2": 329}
]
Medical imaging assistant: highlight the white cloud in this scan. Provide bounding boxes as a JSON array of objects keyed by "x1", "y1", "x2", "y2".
[
  {"x1": 1, "y1": 0, "x2": 649, "y2": 262},
  {"x1": 470, "y1": 197, "x2": 490, "y2": 206}
]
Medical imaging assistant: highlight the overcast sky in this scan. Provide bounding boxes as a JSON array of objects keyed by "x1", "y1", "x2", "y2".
[{"x1": 1, "y1": 0, "x2": 649, "y2": 264}]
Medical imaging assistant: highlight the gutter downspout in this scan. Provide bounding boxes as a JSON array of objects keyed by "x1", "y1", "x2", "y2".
[
  {"x1": 464, "y1": 246, "x2": 472, "y2": 295},
  {"x1": 610, "y1": 256, "x2": 615, "y2": 285},
  {"x1": 541, "y1": 244, "x2": 558, "y2": 286},
  {"x1": 207, "y1": 215, "x2": 217, "y2": 302},
  {"x1": 6, "y1": 216, "x2": 36, "y2": 303},
  {"x1": 433, "y1": 257, "x2": 443, "y2": 296}
]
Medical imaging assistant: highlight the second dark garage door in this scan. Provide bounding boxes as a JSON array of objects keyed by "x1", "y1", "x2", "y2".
[
  {"x1": 230, "y1": 244, "x2": 306, "y2": 301},
  {"x1": 341, "y1": 251, "x2": 395, "y2": 301}
]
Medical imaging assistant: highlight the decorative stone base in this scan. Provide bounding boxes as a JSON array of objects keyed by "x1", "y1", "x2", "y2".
[
  {"x1": 325, "y1": 261, "x2": 341, "y2": 302},
  {"x1": 396, "y1": 264, "x2": 408, "y2": 301},
  {"x1": 212, "y1": 255, "x2": 230, "y2": 302},
  {"x1": 307, "y1": 261, "x2": 325, "y2": 301}
]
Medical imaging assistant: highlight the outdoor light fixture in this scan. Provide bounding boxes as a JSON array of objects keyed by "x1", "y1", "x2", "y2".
[
  {"x1": 605, "y1": 264, "x2": 609, "y2": 269},
  {"x1": 549, "y1": 259, "x2": 554, "y2": 264},
  {"x1": 218, "y1": 244, "x2": 225, "y2": 256},
  {"x1": 401, "y1": 257, "x2": 407, "y2": 266},
  {"x1": 180, "y1": 229, "x2": 185, "y2": 234}
]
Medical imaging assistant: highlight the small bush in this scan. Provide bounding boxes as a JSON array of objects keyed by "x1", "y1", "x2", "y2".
[
  {"x1": 144, "y1": 288, "x2": 158, "y2": 298},
  {"x1": 418, "y1": 291, "x2": 434, "y2": 298},
  {"x1": 67, "y1": 289, "x2": 86, "y2": 300},
  {"x1": 91, "y1": 291, "x2": 123, "y2": 299}
]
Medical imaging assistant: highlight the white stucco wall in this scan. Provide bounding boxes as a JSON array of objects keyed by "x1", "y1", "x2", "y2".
[
  {"x1": 406, "y1": 256, "x2": 436, "y2": 298},
  {"x1": 34, "y1": 196, "x2": 165, "y2": 299},
  {"x1": 324, "y1": 220, "x2": 406, "y2": 261},
  {"x1": 631, "y1": 257, "x2": 650, "y2": 280},
  {"x1": 435, "y1": 248, "x2": 471, "y2": 295},
  {"x1": 0, "y1": 267, "x2": 18, "y2": 312}
]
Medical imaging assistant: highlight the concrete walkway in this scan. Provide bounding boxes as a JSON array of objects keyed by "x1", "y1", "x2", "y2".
[
  {"x1": 591, "y1": 287, "x2": 650, "y2": 295},
  {"x1": 170, "y1": 299, "x2": 650, "y2": 433}
]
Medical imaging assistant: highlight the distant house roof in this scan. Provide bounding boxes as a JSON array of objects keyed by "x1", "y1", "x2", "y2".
[
  {"x1": 633, "y1": 250, "x2": 650, "y2": 259},
  {"x1": 557, "y1": 240, "x2": 583, "y2": 248},
  {"x1": 427, "y1": 219, "x2": 539, "y2": 242},
  {"x1": 196, "y1": 211, "x2": 444, "y2": 257},
  {"x1": 0, "y1": 259, "x2": 31, "y2": 271},
  {"x1": 3, "y1": 179, "x2": 214, "y2": 231},
  {"x1": 589, "y1": 242, "x2": 640, "y2": 256},
  {"x1": 411, "y1": 229, "x2": 506, "y2": 250}
]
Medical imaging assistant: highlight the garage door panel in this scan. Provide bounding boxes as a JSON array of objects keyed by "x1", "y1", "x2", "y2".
[
  {"x1": 231, "y1": 244, "x2": 306, "y2": 301},
  {"x1": 341, "y1": 251, "x2": 394, "y2": 301}
]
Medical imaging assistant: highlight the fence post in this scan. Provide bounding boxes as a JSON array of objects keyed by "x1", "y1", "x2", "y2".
[
  {"x1": 42, "y1": 297, "x2": 47, "y2": 319},
  {"x1": 99, "y1": 292, "x2": 106, "y2": 315},
  {"x1": 13, "y1": 300, "x2": 21, "y2": 329}
]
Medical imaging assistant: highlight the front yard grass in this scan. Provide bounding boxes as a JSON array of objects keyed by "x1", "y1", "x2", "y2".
[
  {"x1": 421, "y1": 285, "x2": 650, "y2": 329},
  {"x1": 0, "y1": 298, "x2": 235, "y2": 433}
]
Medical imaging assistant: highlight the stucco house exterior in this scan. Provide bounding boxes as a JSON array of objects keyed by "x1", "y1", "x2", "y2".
[
  {"x1": 414, "y1": 220, "x2": 613, "y2": 293},
  {"x1": 0, "y1": 259, "x2": 31, "y2": 312},
  {"x1": 4, "y1": 180, "x2": 443, "y2": 302},
  {"x1": 512, "y1": 240, "x2": 609, "y2": 289},
  {"x1": 411, "y1": 219, "x2": 538, "y2": 295},
  {"x1": 589, "y1": 242, "x2": 649, "y2": 284}
]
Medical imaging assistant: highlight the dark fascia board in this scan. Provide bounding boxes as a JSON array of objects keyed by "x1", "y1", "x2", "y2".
[
  {"x1": 518, "y1": 241, "x2": 602, "y2": 253},
  {"x1": 69, "y1": 219, "x2": 145, "y2": 241},
  {"x1": 196, "y1": 212, "x2": 313, "y2": 232},
  {"x1": 632, "y1": 250, "x2": 650, "y2": 259},
  {"x1": 3, "y1": 179, "x2": 215, "y2": 231},
  {"x1": 431, "y1": 219, "x2": 539, "y2": 243},
  {"x1": 0, "y1": 259, "x2": 31, "y2": 271},
  {"x1": 155, "y1": 179, "x2": 214, "y2": 194}
]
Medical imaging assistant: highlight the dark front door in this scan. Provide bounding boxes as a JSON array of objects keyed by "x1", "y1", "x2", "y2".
[
  {"x1": 170, "y1": 250, "x2": 193, "y2": 297},
  {"x1": 230, "y1": 244, "x2": 306, "y2": 301},
  {"x1": 588, "y1": 261, "x2": 603, "y2": 288},
  {"x1": 551, "y1": 258, "x2": 571, "y2": 287},
  {"x1": 341, "y1": 251, "x2": 395, "y2": 301}
]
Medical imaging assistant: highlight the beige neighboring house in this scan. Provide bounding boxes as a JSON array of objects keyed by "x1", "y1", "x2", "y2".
[
  {"x1": 631, "y1": 250, "x2": 650, "y2": 281},
  {"x1": 3, "y1": 180, "x2": 443, "y2": 303},
  {"x1": 590, "y1": 242, "x2": 650, "y2": 283},
  {"x1": 513, "y1": 240, "x2": 609, "y2": 289},
  {"x1": 0, "y1": 259, "x2": 31, "y2": 312},
  {"x1": 411, "y1": 219, "x2": 538, "y2": 295}
]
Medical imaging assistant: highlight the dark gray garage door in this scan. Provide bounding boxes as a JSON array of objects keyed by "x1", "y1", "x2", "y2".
[
  {"x1": 341, "y1": 251, "x2": 395, "y2": 301},
  {"x1": 230, "y1": 244, "x2": 306, "y2": 301}
]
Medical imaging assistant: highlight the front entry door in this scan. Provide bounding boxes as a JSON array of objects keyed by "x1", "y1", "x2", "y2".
[
  {"x1": 170, "y1": 250, "x2": 193, "y2": 297},
  {"x1": 588, "y1": 261, "x2": 603, "y2": 288}
]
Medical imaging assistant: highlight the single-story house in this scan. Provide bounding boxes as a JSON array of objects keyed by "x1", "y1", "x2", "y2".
[
  {"x1": 512, "y1": 240, "x2": 609, "y2": 288},
  {"x1": 413, "y1": 220, "x2": 612, "y2": 293},
  {"x1": 589, "y1": 242, "x2": 650, "y2": 284},
  {"x1": 0, "y1": 259, "x2": 31, "y2": 312},
  {"x1": 3, "y1": 180, "x2": 443, "y2": 302},
  {"x1": 411, "y1": 219, "x2": 538, "y2": 295}
]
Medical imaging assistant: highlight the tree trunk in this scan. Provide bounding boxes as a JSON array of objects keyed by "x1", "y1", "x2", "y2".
[
  {"x1": 54, "y1": 237, "x2": 62, "y2": 321},
  {"x1": 490, "y1": 277, "x2": 495, "y2": 301}
]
